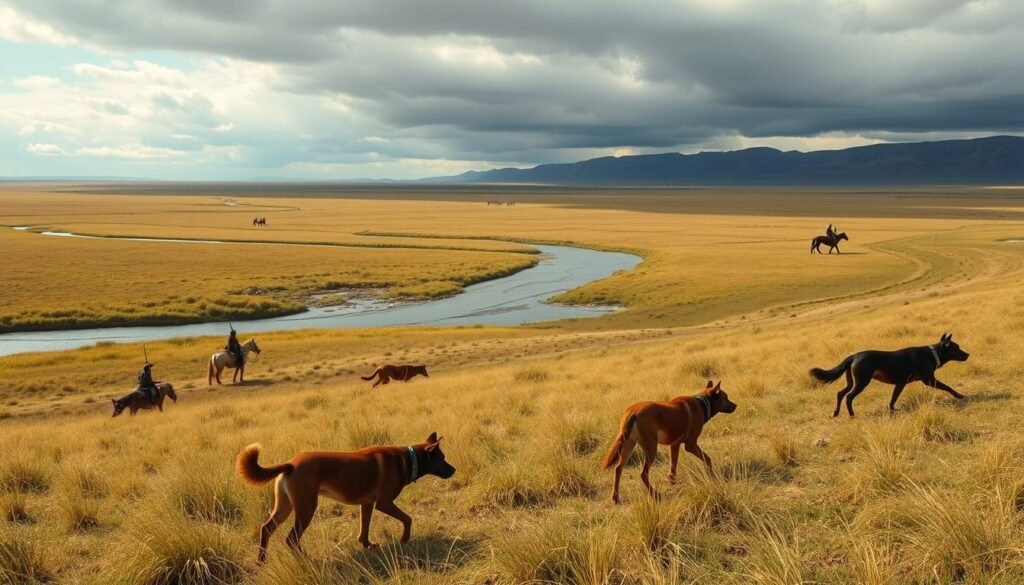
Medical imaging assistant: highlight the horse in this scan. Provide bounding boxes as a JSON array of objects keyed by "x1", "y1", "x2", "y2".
[
  {"x1": 112, "y1": 383, "x2": 177, "y2": 417},
  {"x1": 208, "y1": 338, "x2": 262, "y2": 385},
  {"x1": 811, "y1": 232, "x2": 848, "y2": 254}
]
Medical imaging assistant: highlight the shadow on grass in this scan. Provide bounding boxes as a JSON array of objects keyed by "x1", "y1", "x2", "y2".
[
  {"x1": 224, "y1": 378, "x2": 275, "y2": 388},
  {"x1": 347, "y1": 533, "x2": 479, "y2": 575}
]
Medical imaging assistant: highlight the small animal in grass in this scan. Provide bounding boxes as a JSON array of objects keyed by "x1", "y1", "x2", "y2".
[
  {"x1": 360, "y1": 364, "x2": 429, "y2": 388},
  {"x1": 236, "y1": 432, "x2": 455, "y2": 563},
  {"x1": 810, "y1": 332, "x2": 969, "y2": 417},
  {"x1": 602, "y1": 380, "x2": 738, "y2": 504}
]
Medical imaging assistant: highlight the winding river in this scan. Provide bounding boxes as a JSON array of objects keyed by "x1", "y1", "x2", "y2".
[{"x1": 0, "y1": 232, "x2": 640, "y2": 356}]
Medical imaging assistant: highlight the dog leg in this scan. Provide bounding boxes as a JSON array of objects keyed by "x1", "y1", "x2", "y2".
[
  {"x1": 925, "y1": 378, "x2": 965, "y2": 400},
  {"x1": 685, "y1": 441, "x2": 713, "y2": 474},
  {"x1": 639, "y1": 438, "x2": 659, "y2": 501},
  {"x1": 610, "y1": 439, "x2": 636, "y2": 504},
  {"x1": 375, "y1": 500, "x2": 412, "y2": 543},
  {"x1": 888, "y1": 384, "x2": 907, "y2": 413},
  {"x1": 667, "y1": 443, "x2": 681, "y2": 483},
  {"x1": 372, "y1": 377, "x2": 382, "y2": 389},
  {"x1": 259, "y1": 478, "x2": 293, "y2": 563},
  {"x1": 844, "y1": 376, "x2": 872, "y2": 417},
  {"x1": 833, "y1": 369, "x2": 854, "y2": 417},
  {"x1": 285, "y1": 495, "x2": 317, "y2": 554},
  {"x1": 358, "y1": 503, "x2": 377, "y2": 548}
]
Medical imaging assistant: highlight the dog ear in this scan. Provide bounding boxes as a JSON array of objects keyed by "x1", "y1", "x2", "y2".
[
  {"x1": 111, "y1": 399, "x2": 117, "y2": 405},
  {"x1": 713, "y1": 381, "x2": 721, "y2": 392},
  {"x1": 706, "y1": 380, "x2": 713, "y2": 389},
  {"x1": 425, "y1": 434, "x2": 443, "y2": 452}
]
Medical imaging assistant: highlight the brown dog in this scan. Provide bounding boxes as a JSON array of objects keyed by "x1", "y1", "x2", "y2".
[
  {"x1": 236, "y1": 433, "x2": 455, "y2": 562},
  {"x1": 360, "y1": 364, "x2": 429, "y2": 388},
  {"x1": 602, "y1": 380, "x2": 737, "y2": 504}
]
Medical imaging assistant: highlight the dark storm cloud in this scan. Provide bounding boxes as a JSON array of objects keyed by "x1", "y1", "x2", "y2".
[{"x1": 8, "y1": 0, "x2": 1024, "y2": 167}]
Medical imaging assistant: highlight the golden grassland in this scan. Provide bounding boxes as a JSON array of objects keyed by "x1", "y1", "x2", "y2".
[
  {"x1": 0, "y1": 229, "x2": 536, "y2": 333},
  {"x1": 3, "y1": 186, "x2": 1024, "y2": 583},
  {"x1": 7, "y1": 183, "x2": 1024, "y2": 333}
]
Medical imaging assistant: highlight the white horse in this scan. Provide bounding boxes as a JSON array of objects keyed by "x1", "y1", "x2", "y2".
[{"x1": 208, "y1": 338, "x2": 262, "y2": 385}]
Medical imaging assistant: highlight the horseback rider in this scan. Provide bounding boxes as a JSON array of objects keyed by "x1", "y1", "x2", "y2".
[
  {"x1": 226, "y1": 329, "x2": 244, "y2": 368},
  {"x1": 826, "y1": 223, "x2": 838, "y2": 243},
  {"x1": 136, "y1": 362, "x2": 158, "y2": 403}
]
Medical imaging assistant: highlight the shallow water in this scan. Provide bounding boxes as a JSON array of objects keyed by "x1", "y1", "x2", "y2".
[{"x1": 0, "y1": 238, "x2": 640, "y2": 356}]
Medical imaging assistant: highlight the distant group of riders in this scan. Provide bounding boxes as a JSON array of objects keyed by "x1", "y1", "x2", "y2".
[
  {"x1": 252, "y1": 217, "x2": 268, "y2": 227},
  {"x1": 133, "y1": 329, "x2": 245, "y2": 400},
  {"x1": 116, "y1": 328, "x2": 259, "y2": 416},
  {"x1": 486, "y1": 201, "x2": 517, "y2": 206}
]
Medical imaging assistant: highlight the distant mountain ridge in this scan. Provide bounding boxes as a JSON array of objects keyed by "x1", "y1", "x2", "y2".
[{"x1": 439, "y1": 136, "x2": 1024, "y2": 186}]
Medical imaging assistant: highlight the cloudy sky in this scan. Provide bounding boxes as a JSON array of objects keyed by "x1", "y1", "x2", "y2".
[{"x1": 0, "y1": 0, "x2": 1021, "y2": 180}]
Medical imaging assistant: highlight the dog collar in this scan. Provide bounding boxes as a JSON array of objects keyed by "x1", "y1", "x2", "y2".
[
  {"x1": 694, "y1": 395, "x2": 712, "y2": 422},
  {"x1": 405, "y1": 446, "x2": 419, "y2": 483},
  {"x1": 928, "y1": 345, "x2": 942, "y2": 368}
]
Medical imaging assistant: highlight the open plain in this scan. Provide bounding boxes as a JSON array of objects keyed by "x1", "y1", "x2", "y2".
[{"x1": 3, "y1": 184, "x2": 1024, "y2": 584}]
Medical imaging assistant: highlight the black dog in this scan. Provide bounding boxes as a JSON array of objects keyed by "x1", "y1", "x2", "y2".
[{"x1": 810, "y1": 333, "x2": 969, "y2": 417}]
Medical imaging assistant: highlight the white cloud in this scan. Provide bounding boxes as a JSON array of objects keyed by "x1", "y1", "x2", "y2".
[
  {"x1": 25, "y1": 142, "x2": 66, "y2": 155},
  {"x1": 13, "y1": 76, "x2": 61, "y2": 91},
  {"x1": 72, "y1": 61, "x2": 188, "y2": 86},
  {"x1": 17, "y1": 120, "x2": 79, "y2": 137},
  {"x1": 0, "y1": 6, "x2": 75, "y2": 46},
  {"x1": 75, "y1": 145, "x2": 185, "y2": 159}
]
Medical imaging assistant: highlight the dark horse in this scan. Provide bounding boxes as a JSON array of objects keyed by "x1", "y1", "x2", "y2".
[
  {"x1": 810, "y1": 232, "x2": 848, "y2": 254},
  {"x1": 112, "y1": 383, "x2": 177, "y2": 416}
]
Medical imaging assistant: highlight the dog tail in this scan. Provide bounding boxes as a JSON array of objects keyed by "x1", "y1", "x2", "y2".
[
  {"x1": 809, "y1": 355, "x2": 854, "y2": 384},
  {"x1": 236, "y1": 444, "x2": 293, "y2": 486},
  {"x1": 602, "y1": 413, "x2": 638, "y2": 470},
  {"x1": 360, "y1": 367, "x2": 381, "y2": 381}
]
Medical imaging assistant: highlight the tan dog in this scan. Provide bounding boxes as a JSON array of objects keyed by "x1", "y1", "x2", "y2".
[
  {"x1": 236, "y1": 433, "x2": 455, "y2": 562},
  {"x1": 360, "y1": 364, "x2": 428, "y2": 388},
  {"x1": 602, "y1": 380, "x2": 737, "y2": 503}
]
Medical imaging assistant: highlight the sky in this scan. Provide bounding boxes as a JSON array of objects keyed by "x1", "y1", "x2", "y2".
[{"x1": 0, "y1": 0, "x2": 1021, "y2": 180}]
